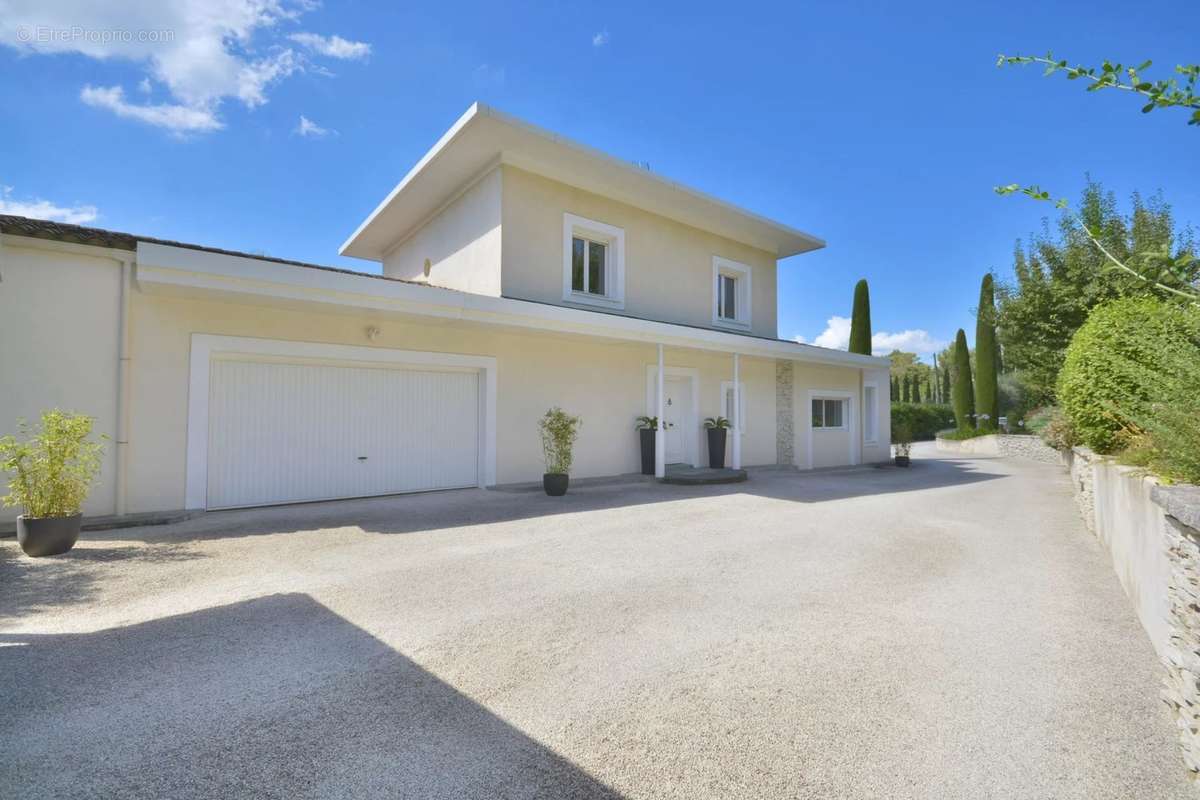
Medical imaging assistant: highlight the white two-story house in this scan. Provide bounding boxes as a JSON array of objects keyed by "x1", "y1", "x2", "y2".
[{"x1": 0, "y1": 103, "x2": 890, "y2": 521}]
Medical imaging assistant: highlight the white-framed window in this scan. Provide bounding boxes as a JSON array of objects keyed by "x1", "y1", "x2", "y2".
[
  {"x1": 863, "y1": 383, "x2": 878, "y2": 443},
  {"x1": 563, "y1": 213, "x2": 624, "y2": 309},
  {"x1": 720, "y1": 380, "x2": 746, "y2": 433},
  {"x1": 712, "y1": 256, "x2": 752, "y2": 328},
  {"x1": 811, "y1": 397, "x2": 847, "y2": 430}
]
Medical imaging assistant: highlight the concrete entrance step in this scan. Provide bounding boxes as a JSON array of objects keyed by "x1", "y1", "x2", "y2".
[{"x1": 661, "y1": 465, "x2": 748, "y2": 485}]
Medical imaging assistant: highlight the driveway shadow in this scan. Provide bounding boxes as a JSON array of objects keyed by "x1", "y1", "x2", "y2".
[
  {"x1": 0, "y1": 593, "x2": 623, "y2": 800},
  {"x1": 99, "y1": 451, "x2": 1007, "y2": 543},
  {"x1": 0, "y1": 541, "x2": 204, "y2": 626}
]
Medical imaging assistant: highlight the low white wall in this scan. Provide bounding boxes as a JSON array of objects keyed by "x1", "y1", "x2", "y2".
[
  {"x1": 1089, "y1": 457, "x2": 1173, "y2": 659},
  {"x1": 934, "y1": 434, "x2": 1000, "y2": 456}
]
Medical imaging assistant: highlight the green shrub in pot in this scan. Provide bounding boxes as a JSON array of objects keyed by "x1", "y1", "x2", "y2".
[
  {"x1": 539, "y1": 407, "x2": 581, "y2": 496},
  {"x1": 703, "y1": 416, "x2": 730, "y2": 469},
  {"x1": 1, "y1": 410, "x2": 106, "y2": 556}
]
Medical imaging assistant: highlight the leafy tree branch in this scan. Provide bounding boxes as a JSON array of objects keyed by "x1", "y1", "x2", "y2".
[
  {"x1": 997, "y1": 53, "x2": 1200, "y2": 125},
  {"x1": 995, "y1": 184, "x2": 1198, "y2": 302}
]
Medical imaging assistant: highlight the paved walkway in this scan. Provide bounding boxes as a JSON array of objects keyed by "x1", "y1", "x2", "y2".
[{"x1": 0, "y1": 445, "x2": 1191, "y2": 798}]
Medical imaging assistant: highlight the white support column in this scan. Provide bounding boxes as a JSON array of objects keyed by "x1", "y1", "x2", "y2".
[
  {"x1": 732, "y1": 353, "x2": 742, "y2": 469},
  {"x1": 655, "y1": 344, "x2": 665, "y2": 478}
]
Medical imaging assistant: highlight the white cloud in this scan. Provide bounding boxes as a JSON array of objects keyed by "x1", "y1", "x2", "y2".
[
  {"x1": 0, "y1": 1, "x2": 370, "y2": 133},
  {"x1": 138, "y1": 77, "x2": 153, "y2": 93},
  {"x1": 870, "y1": 329, "x2": 948, "y2": 356},
  {"x1": 294, "y1": 114, "x2": 334, "y2": 137},
  {"x1": 592, "y1": 29, "x2": 609, "y2": 47},
  {"x1": 795, "y1": 316, "x2": 947, "y2": 357},
  {"x1": 81, "y1": 85, "x2": 222, "y2": 133},
  {"x1": 288, "y1": 32, "x2": 370, "y2": 60},
  {"x1": 472, "y1": 62, "x2": 505, "y2": 88},
  {"x1": 0, "y1": 185, "x2": 98, "y2": 224}
]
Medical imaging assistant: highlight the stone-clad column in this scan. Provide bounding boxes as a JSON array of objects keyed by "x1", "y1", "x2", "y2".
[{"x1": 775, "y1": 360, "x2": 794, "y2": 466}]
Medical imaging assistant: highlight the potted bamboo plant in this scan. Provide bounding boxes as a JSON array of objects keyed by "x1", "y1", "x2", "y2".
[
  {"x1": 1, "y1": 410, "x2": 106, "y2": 557},
  {"x1": 539, "y1": 407, "x2": 581, "y2": 496},
  {"x1": 704, "y1": 416, "x2": 730, "y2": 468},
  {"x1": 892, "y1": 420, "x2": 913, "y2": 467},
  {"x1": 635, "y1": 416, "x2": 658, "y2": 475}
]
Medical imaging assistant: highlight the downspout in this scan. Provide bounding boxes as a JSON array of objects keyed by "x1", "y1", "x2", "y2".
[{"x1": 115, "y1": 254, "x2": 133, "y2": 516}]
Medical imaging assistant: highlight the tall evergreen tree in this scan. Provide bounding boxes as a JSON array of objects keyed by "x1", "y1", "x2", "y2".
[
  {"x1": 912, "y1": 375, "x2": 922, "y2": 404},
  {"x1": 902, "y1": 374, "x2": 911, "y2": 403},
  {"x1": 952, "y1": 329, "x2": 975, "y2": 431},
  {"x1": 941, "y1": 363, "x2": 951, "y2": 404},
  {"x1": 975, "y1": 274, "x2": 999, "y2": 429},
  {"x1": 848, "y1": 279, "x2": 872, "y2": 355}
]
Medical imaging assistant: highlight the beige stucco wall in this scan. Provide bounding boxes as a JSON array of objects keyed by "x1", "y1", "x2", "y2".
[
  {"x1": 500, "y1": 166, "x2": 779, "y2": 338},
  {"x1": 382, "y1": 167, "x2": 502, "y2": 296},
  {"x1": 126, "y1": 292, "x2": 781, "y2": 512},
  {"x1": 0, "y1": 239, "x2": 123, "y2": 523},
  {"x1": 793, "y1": 362, "x2": 862, "y2": 469}
]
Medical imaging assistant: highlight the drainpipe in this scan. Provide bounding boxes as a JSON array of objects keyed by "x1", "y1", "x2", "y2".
[
  {"x1": 115, "y1": 254, "x2": 133, "y2": 516},
  {"x1": 655, "y1": 344, "x2": 665, "y2": 478},
  {"x1": 732, "y1": 353, "x2": 741, "y2": 469}
]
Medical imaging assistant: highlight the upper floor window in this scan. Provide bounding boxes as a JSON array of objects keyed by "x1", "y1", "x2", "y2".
[
  {"x1": 563, "y1": 213, "x2": 624, "y2": 309},
  {"x1": 712, "y1": 256, "x2": 752, "y2": 329}
]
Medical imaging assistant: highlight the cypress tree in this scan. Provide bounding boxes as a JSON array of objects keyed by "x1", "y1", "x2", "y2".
[
  {"x1": 891, "y1": 375, "x2": 898, "y2": 401},
  {"x1": 848, "y1": 279, "x2": 872, "y2": 355},
  {"x1": 952, "y1": 329, "x2": 974, "y2": 431},
  {"x1": 974, "y1": 274, "x2": 999, "y2": 429},
  {"x1": 941, "y1": 363, "x2": 951, "y2": 405},
  {"x1": 913, "y1": 375, "x2": 922, "y2": 404},
  {"x1": 902, "y1": 374, "x2": 911, "y2": 403}
]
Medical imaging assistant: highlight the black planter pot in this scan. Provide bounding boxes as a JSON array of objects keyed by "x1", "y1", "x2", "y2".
[
  {"x1": 707, "y1": 428, "x2": 727, "y2": 468},
  {"x1": 895, "y1": 455, "x2": 911, "y2": 467},
  {"x1": 17, "y1": 513, "x2": 82, "y2": 557},
  {"x1": 639, "y1": 429, "x2": 656, "y2": 475},
  {"x1": 543, "y1": 473, "x2": 569, "y2": 496}
]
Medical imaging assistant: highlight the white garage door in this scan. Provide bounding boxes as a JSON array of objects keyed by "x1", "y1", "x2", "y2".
[{"x1": 206, "y1": 358, "x2": 480, "y2": 509}]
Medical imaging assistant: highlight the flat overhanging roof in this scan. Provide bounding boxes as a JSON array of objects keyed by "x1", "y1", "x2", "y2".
[{"x1": 340, "y1": 103, "x2": 825, "y2": 261}]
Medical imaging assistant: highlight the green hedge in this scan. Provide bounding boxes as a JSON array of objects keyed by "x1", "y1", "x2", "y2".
[
  {"x1": 891, "y1": 403, "x2": 954, "y2": 441},
  {"x1": 1058, "y1": 297, "x2": 1200, "y2": 454}
]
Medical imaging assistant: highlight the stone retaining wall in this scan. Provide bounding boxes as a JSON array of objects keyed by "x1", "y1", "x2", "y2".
[
  {"x1": 1060, "y1": 451, "x2": 1200, "y2": 783},
  {"x1": 996, "y1": 434, "x2": 1063, "y2": 464},
  {"x1": 1162, "y1": 512, "x2": 1200, "y2": 781},
  {"x1": 934, "y1": 434, "x2": 1000, "y2": 456},
  {"x1": 935, "y1": 433, "x2": 1064, "y2": 464}
]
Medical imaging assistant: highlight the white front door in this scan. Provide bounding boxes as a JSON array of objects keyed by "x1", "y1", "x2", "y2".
[{"x1": 663, "y1": 376, "x2": 691, "y2": 463}]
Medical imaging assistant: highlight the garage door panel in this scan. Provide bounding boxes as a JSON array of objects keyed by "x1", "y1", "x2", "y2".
[{"x1": 207, "y1": 359, "x2": 479, "y2": 509}]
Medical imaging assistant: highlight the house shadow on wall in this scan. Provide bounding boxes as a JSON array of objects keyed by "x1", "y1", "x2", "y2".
[
  {"x1": 102, "y1": 449, "x2": 1010, "y2": 543},
  {"x1": 0, "y1": 593, "x2": 624, "y2": 800}
]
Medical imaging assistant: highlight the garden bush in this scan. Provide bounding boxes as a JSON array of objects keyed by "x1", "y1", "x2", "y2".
[
  {"x1": 1057, "y1": 297, "x2": 1200, "y2": 454},
  {"x1": 1115, "y1": 335, "x2": 1200, "y2": 484},
  {"x1": 1026, "y1": 406, "x2": 1077, "y2": 450},
  {"x1": 891, "y1": 403, "x2": 954, "y2": 441}
]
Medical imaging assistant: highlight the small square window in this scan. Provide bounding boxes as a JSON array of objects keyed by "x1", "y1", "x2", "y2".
[{"x1": 813, "y1": 398, "x2": 846, "y2": 430}]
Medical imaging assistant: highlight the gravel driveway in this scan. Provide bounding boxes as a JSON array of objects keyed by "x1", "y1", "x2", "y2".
[{"x1": 1, "y1": 445, "x2": 1191, "y2": 799}]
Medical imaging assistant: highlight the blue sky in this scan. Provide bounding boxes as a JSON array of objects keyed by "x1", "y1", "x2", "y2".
[{"x1": 1, "y1": 1, "x2": 1197, "y2": 358}]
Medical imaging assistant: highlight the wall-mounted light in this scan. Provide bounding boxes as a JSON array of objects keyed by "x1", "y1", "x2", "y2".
[{"x1": 365, "y1": 325, "x2": 381, "y2": 342}]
